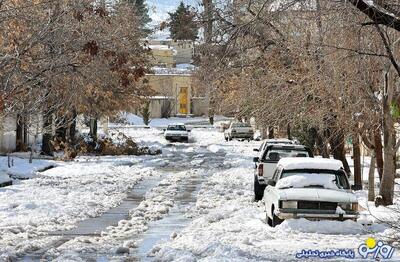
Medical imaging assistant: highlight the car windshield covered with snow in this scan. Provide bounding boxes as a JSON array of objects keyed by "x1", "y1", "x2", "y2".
[
  {"x1": 167, "y1": 124, "x2": 186, "y2": 131},
  {"x1": 278, "y1": 170, "x2": 350, "y2": 190}
]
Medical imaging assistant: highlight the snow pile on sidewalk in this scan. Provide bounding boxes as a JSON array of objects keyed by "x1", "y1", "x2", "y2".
[
  {"x1": 0, "y1": 157, "x2": 156, "y2": 257},
  {"x1": 0, "y1": 156, "x2": 57, "y2": 179}
]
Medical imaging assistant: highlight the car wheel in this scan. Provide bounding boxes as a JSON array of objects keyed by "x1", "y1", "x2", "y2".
[
  {"x1": 254, "y1": 178, "x2": 265, "y2": 201},
  {"x1": 225, "y1": 136, "x2": 228, "y2": 142},
  {"x1": 271, "y1": 206, "x2": 283, "y2": 227}
]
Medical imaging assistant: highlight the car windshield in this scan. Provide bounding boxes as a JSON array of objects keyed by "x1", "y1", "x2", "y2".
[
  {"x1": 264, "y1": 148, "x2": 309, "y2": 161},
  {"x1": 232, "y1": 123, "x2": 250, "y2": 128},
  {"x1": 167, "y1": 125, "x2": 186, "y2": 131},
  {"x1": 280, "y1": 170, "x2": 350, "y2": 189}
]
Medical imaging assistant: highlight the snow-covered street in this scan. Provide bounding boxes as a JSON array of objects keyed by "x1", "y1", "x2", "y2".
[{"x1": 0, "y1": 127, "x2": 398, "y2": 261}]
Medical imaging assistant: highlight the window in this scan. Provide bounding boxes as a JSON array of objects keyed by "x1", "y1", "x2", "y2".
[
  {"x1": 280, "y1": 170, "x2": 350, "y2": 189},
  {"x1": 167, "y1": 125, "x2": 186, "y2": 131}
]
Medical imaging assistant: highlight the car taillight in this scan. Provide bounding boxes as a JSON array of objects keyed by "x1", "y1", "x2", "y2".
[{"x1": 258, "y1": 164, "x2": 263, "y2": 176}]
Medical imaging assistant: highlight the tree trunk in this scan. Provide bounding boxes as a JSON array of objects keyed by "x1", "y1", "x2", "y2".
[
  {"x1": 330, "y1": 130, "x2": 351, "y2": 174},
  {"x1": 16, "y1": 114, "x2": 26, "y2": 151},
  {"x1": 368, "y1": 154, "x2": 376, "y2": 202},
  {"x1": 89, "y1": 118, "x2": 98, "y2": 140},
  {"x1": 42, "y1": 112, "x2": 53, "y2": 156},
  {"x1": 377, "y1": 72, "x2": 396, "y2": 206},
  {"x1": 287, "y1": 124, "x2": 292, "y2": 140},
  {"x1": 353, "y1": 133, "x2": 362, "y2": 190},
  {"x1": 268, "y1": 126, "x2": 274, "y2": 139},
  {"x1": 69, "y1": 109, "x2": 77, "y2": 144},
  {"x1": 316, "y1": 132, "x2": 329, "y2": 158},
  {"x1": 374, "y1": 131, "x2": 383, "y2": 182}
]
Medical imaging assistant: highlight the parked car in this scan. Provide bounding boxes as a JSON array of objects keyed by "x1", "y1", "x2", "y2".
[
  {"x1": 164, "y1": 123, "x2": 190, "y2": 142},
  {"x1": 264, "y1": 158, "x2": 359, "y2": 227},
  {"x1": 253, "y1": 144, "x2": 313, "y2": 200},
  {"x1": 224, "y1": 122, "x2": 254, "y2": 141},
  {"x1": 253, "y1": 139, "x2": 298, "y2": 153}
]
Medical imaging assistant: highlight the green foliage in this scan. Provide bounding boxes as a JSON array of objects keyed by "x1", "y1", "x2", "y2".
[
  {"x1": 140, "y1": 101, "x2": 151, "y2": 126},
  {"x1": 390, "y1": 102, "x2": 400, "y2": 119},
  {"x1": 168, "y1": 2, "x2": 198, "y2": 41},
  {"x1": 126, "y1": 0, "x2": 152, "y2": 30}
]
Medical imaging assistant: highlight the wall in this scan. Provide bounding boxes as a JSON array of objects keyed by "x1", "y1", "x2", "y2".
[
  {"x1": 146, "y1": 74, "x2": 193, "y2": 117},
  {"x1": 0, "y1": 116, "x2": 16, "y2": 153},
  {"x1": 191, "y1": 97, "x2": 208, "y2": 116}
]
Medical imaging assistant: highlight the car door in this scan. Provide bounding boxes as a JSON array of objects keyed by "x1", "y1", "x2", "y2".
[{"x1": 265, "y1": 167, "x2": 282, "y2": 216}]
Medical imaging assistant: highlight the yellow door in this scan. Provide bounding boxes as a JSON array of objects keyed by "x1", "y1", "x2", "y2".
[{"x1": 179, "y1": 87, "x2": 188, "y2": 114}]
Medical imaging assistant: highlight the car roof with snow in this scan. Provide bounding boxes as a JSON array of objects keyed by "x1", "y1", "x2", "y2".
[
  {"x1": 264, "y1": 138, "x2": 295, "y2": 144},
  {"x1": 277, "y1": 158, "x2": 344, "y2": 171},
  {"x1": 168, "y1": 123, "x2": 185, "y2": 126},
  {"x1": 267, "y1": 143, "x2": 307, "y2": 149}
]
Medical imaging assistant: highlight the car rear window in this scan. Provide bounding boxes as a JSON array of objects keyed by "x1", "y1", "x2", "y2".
[
  {"x1": 167, "y1": 125, "x2": 186, "y2": 131},
  {"x1": 263, "y1": 148, "x2": 310, "y2": 161},
  {"x1": 232, "y1": 123, "x2": 251, "y2": 128}
]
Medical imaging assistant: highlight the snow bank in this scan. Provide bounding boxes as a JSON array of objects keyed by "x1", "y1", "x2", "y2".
[
  {"x1": 278, "y1": 218, "x2": 386, "y2": 235},
  {"x1": 276, "y1": 173, "x2": 338, "y2": 190},
  {"x1": 0, "y1": 156, "x2": 57, "y2": 179}
]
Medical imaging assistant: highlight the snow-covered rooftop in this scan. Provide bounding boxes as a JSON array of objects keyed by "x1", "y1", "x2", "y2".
[
  {"x1": 148, "y1": 44, "x2": 175, "y2": 51},
  {"x1": 149, "y1": 66, "x2": 195, "y2": 75},
  {"x1": 277, "y1": 158, "x2": 344, "y2": 171}
]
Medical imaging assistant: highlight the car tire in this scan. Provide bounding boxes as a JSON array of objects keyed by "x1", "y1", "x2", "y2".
[
  {"x1": 271, "y1": 206, "x2": 283, "y2": 227},
  {"x1": 254, "y1": 178, "x2": 265, "y2": 201}
]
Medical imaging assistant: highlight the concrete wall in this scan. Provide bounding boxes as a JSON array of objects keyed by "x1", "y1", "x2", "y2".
[
  {"x1": 0, "y1": 114, "x2": 43, "y2": 153},
  {"x1": 146, "y1": 74, "x2": 193, "y2": 117},
  {"x1": 149, "y1": 40, "x2": 194, "y2": 65},
  {"x1": 0, "y1": 116, "x2": 16, "y2": 153},
  {"x1": 191, "y1": 97, "x2": 208, "y2": 116}
]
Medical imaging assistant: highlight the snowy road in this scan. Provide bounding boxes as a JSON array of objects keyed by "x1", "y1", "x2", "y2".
[{"x1": 0, "y1": 127, "x2": 398, "y2": 261}]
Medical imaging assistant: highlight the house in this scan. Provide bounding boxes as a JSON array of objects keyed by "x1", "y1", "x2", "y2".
[{"x1": 142, "y1": 40, "x2": 208, "y2": 118}]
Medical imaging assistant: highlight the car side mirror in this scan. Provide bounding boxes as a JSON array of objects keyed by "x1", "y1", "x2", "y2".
[
  {"x1": 253, "y1": 157, "x2": 259, "y2": 163},
  {"x1": 253, "y1": 148, "x2": 259, "y2": 152},
  {"x1": 267, "y1": 180, "x2": 276, "y2": 187}
]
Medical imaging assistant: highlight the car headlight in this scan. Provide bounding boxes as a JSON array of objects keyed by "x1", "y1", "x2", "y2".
[
  {"x1": 338, "y1": 203, "x2": 352, "y2": 211},
  {"x1": 281, "y1": 201, "x2": 297, "y2": 209}
]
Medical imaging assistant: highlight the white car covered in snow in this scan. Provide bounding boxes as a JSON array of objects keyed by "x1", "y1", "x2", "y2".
[
  {"x1": 264, "y1": 158, "x2": 359, "y2": 227},
  {"x1": 164, "y1": 123, "x2": 190, "y2": 142},
  {"x1": 224, "y1": 122, "x2": 254, "y2": 141}
]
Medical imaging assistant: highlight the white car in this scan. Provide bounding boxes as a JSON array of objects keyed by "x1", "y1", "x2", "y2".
[
  {"x1": 224, "y1": 122, "x2": 254, "y2": 141},
  {"x1": 164, "y1": 123, "x2": 189, "y2": 142},
  {"x1": 253, "y1": 144, "x2": 313, "y2": 201},
  {"x1": 264, "y1": 158, "x2": 359, "y2": 227}
]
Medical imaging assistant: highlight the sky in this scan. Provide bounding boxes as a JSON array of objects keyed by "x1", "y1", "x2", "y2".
[{"x1": 147, "y1": 0, "x2": 200, "y2": 39}]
